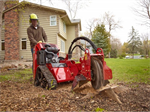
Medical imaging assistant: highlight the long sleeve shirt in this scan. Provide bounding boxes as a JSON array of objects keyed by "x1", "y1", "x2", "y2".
[{"x1": 27, "y1": 25, "x2": 47, "y2": 48}]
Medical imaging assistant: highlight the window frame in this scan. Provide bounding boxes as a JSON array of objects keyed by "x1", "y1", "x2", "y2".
[
  {"x1": 2, "y1": 20, "x2": 5, "y2": 30},
  {"x1": 50, "y1": 15, "x2": 57, "y2": 26},
  {"x1": 21, "y1": 38, "x2": 27, "y2": 50},
  {"x1": 60, "y1": 39, "x2": 65, "y2": 53},
  {"x1": 1, "y1": 40, "x2": 5, "y2": 51}
]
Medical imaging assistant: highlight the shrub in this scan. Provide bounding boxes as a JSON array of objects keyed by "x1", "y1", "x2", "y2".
[
  {"x1": 110, "y1": 49, "x2": 117, "y2": 58},
  {"x1": 121, "y1": 53, "x2": 126, "y2": 57},
  {"x1": 118, "y1": 55, "x2": 123, "y2": 59}
]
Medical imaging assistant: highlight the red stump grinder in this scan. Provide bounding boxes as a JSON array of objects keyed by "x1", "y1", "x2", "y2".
[{"x1": 33, "y1": 37, "x2": 112, "y2": 90}]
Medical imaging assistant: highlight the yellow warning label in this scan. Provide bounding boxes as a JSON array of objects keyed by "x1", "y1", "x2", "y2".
[{"x1": 84, "y1": 54, "x2": 87, "y2": 60}]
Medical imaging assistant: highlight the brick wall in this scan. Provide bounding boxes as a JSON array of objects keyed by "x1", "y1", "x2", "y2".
[
  {"x1": 4, "y1": 1, "x2": 20, "y2": 61},
  {"x1": 5, "y1": 1, "x2": 19, "y2": 10}
]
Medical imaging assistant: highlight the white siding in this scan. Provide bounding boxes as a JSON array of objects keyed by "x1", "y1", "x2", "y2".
[
  {"x1": 57, "y1": 35, "x2": 66, "y2": 53},
  {"x1": 59, "y1": 18, "x2": 67, "y2": 39},
  {"x1": 66, "y1": 26, "x2": 76, "y2": 53}
]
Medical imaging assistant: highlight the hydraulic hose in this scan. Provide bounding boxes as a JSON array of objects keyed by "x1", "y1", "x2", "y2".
[{"x1": 68, "y1": 36, "x2": 97, "y2": 59}]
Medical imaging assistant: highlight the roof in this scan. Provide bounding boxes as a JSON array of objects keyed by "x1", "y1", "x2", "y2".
[
  {"x1": 71, "y1": 19, "x2": 81, "y2": 23},
  {"x1": 3, "y1": 1, "x2": 82, "y2": 31}
]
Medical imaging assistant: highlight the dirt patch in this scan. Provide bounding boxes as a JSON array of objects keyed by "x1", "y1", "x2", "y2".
[
  {"x1": 0, "y1": 79, "x2": 150, "y2": 111},
  {"x1": 0, "y1": 61, "x2": 32, "y2": 73}
]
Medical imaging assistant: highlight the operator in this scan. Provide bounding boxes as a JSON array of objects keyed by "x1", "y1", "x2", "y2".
[{"x1": 27, "y1": 13, "x2": 47, "y2": 56}]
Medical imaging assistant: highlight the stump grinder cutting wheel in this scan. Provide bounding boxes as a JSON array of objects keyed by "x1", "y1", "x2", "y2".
[{"x1": 33, "y1": 37, "x2": 112, "y2": 90}]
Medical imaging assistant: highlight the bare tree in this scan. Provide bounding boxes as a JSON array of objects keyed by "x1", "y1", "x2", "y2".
[
  {"x1": 103, "y1": 12, "x2": 122, "y2": 36},
  {"x1": 110, "y1": 37, "x2": 122, "y2": 50},
  {"x1": 86, "y1": 18, "x2": 101, "y2": 38},
  {"x1": 132, "y1": 0, "x2": 150, "y2": 26},
  {"x1": 110, "y1": 37, "x2": 122, "y2": 57},
  {"x1": 61, "y1": 0, "x2": 89, "y2": 19},
  {"x1": 102, "y1": 12, "x2": 122, "y2": 58},
  {"x1": 86, "y1": 12, "x2": 122, "y2": 39},
  {"x1": 83, "y1": 31, "x2": 91, "y2": 39}
]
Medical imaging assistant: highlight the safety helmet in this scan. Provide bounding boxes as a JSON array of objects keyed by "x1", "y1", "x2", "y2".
[{"x1": 29, "y1": 13, "x2": 38, "y2": 23}]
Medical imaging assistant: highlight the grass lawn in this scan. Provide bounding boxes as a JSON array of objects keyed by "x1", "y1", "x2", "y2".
[
  {"x1": 0, "y1": 59, "x2": 150, "y2": 85},
  {"x1": 105, "y1": 58, "x2": 150, "y2": 84},
  {"x1": 0, "y1": 69, "x2": 32, "y2": 82}
]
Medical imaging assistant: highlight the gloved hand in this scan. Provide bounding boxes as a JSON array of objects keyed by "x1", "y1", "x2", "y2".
[{"x1": 38, "y1": 41, "x2": 42, "y2": 43}]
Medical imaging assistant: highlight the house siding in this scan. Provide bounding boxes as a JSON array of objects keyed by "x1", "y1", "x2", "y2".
[
  {"x1": 1, "y1": 3, "x2": 81, "y2": 61},
  {"x1": 59, "y1": 18, "x2": 67, "y2": 39},
  {"x1": 66, "y1": 26, "x2": 75, "y2": 53},
  {"x1": 66, "y1": 25, "x2": 81, "y2": 60},
  {"x1": 57, "y1": 35, "x2": 66, "y2": 57},
  {"x1": 57, "y1": 35, "x2": 61, "y2": 50},
  {"x1": 19, "y1": 6, "x2": 59, "y2": 60}
]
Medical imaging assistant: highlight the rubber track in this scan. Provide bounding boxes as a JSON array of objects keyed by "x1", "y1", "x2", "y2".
[{"x1": 38, "y1": 65, "x2": 57, "y2": 89}]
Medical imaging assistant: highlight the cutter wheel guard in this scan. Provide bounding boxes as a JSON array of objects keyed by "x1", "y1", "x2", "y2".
[{"x1": 33, "y1": 36, "x2": 112, "y2": 90}]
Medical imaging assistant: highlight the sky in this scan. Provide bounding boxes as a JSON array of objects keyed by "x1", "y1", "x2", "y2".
[{"x1": 25, "y1": 0, "x2": 150, "y2": 44}]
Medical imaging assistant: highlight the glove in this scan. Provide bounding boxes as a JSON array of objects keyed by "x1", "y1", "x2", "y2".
[{"x1": 38, "y1": 41, "x2": 42, "y2": 43}]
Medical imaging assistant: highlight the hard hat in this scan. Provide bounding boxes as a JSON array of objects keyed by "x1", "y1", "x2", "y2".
[{"x1": 29, "y1": 13, "x2": 38, "y2": 23}]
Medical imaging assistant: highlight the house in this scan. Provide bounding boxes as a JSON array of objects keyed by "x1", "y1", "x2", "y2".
[{"x1": 0, "y1": 1, "x2": 82, "y2": 62}]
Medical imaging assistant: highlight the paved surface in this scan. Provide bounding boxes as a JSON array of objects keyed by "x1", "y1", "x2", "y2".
[{"x1": 126, "y1": 55, "x2": 142, "y2": 59}]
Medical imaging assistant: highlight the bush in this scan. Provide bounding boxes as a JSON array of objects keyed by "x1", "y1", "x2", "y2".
[
  {"x1": 121, "y1": 53, "x2": 126, "y2": 57},
  {"x1": 110, "y1": 49, "x2": 117, "y2": 58},
  {"x1": 118, "y1": 55, "x2": 123, "y2": 59},
  {"x1": 118, "y1": 53, "x2": 126, "y2": 59}
]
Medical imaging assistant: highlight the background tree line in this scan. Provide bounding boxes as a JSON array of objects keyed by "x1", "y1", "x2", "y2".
[
  {"x1": 86, "y1": 15, "x2": 150, "y2": 58},
  {"x1": 84, "y1": 0, "x2": 150, "y2": 58}
]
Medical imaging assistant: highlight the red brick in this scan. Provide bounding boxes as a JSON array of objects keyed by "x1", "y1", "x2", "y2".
[{"x1": 4, "y1": 1, "x2": 20, "y2": 61}]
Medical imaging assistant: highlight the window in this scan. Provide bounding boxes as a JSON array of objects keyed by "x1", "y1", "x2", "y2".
[
  {"x1": 50, "y1": 15, "x2": 57, "y2": 26},
  {"x1": 61, "y1": 39, "x2": 65, "y2": 52},
  {"x1": 2, "y1": 20, "x2": 5, "y2": 30},
  {"x1": 63, "y1": 21, "x2": 66, "y2": 33},
  {"x1": 1, "y1": 40, "x2": 5, "y2": 51},
  {"x1": 21, "y1": 38, "x2": 27, "y2": 50}
]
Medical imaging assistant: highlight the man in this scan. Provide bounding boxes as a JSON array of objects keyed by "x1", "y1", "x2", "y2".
[{"x1": 27, "y1": 13, "x2": 47, "y2": 56}]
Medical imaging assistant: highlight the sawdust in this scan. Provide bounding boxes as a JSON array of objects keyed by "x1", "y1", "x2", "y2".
[
  {"x1": 73, "y1": 82, "x2": 129, "y2": 104},
  {"x1": 0, "y1": 80, "x2": 150, "y2": 111}
]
